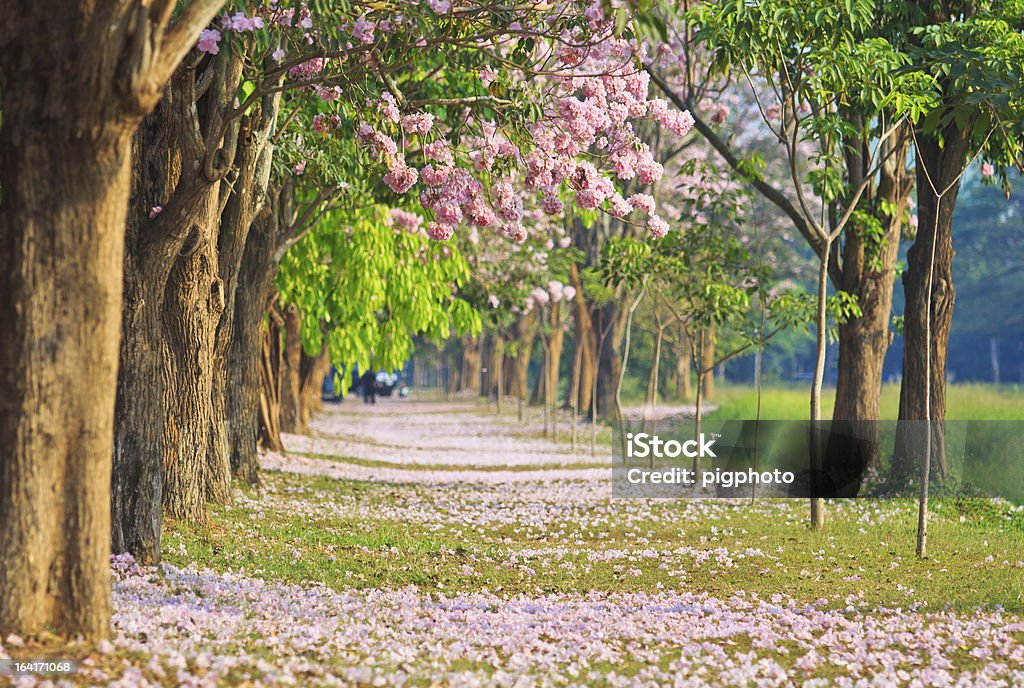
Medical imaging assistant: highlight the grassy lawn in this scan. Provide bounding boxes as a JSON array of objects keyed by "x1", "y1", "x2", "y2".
[
  {"x1": 705, "y1": 382, "x2": 1024, "y2": 420},
  {"x1": 164, "y1": 470, "x2": 1024, "y2": 614}
]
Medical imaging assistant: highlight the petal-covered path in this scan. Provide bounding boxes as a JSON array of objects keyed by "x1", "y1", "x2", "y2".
[{"x1": 4, "y1": 398, "x2": 1022, "y2": 686}]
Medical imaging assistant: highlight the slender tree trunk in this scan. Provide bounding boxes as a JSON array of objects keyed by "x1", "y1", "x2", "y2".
[
  {"x1": 495, "y1": 338, "x2": 505, "y2": 413},
  {"x1": 990, "y1": 337, "x2": 1000, "y2": 385},
  {"x1": 646, "y1": 326, "x2": 665, "y2": 433},
  {"x1": 675, "y1": 325, "x2": 691, "y2": 401},
  {"x1": 701, "y1": 324, "x2": 716, "y2": 399},
  {"x1": 511, "y1": 311, "x2": 539, "y2": 403},
  {"x1": 809, "y1": 242, "x2": 832, "y2": 532}
]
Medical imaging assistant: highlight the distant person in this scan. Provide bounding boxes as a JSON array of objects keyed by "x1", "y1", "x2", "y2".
[{"x1": 361, "y1": 369, "x2": 376, "y2": 404}]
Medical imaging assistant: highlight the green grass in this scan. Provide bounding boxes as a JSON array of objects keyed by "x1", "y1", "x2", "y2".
[
  {"x1": 293, "y1": 450, "x2": 608, "y2": 471},
  {"x1": 705, "y1": 382, "x2": 1024, "y2": 421},
  {"x1": 165, "y1": 470, "x2": 1024, "y2": 614}
]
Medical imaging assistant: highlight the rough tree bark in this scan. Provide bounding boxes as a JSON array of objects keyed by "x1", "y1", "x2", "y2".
[
  {"x1": 114, "y1": 70, "x2": 223, "y2": 561},
  {"x1": 547, "y1": 303, "x2": 566, "y2": 409},
  {"x1": 280, "y1": 305, "x2": 304, "y2": 433},
  {"x1": 891, "y1": 126, "x2": 967, "y2": 488},
  {"x1": 510, "y1": 311, "x2": 539, "y2": 402},
  {"x1": 825, "y1": 125, "x2": 912, "y2": 483},
  {"x1": 569, "y1": 265, "x2": 598, "y2": 416},
  {"x1": 298, "y1": 347, "x2": 330, "y2": 429},
  {"x1": 228, "y1": 205, "x2": 280, "y2": 485},
  {"x1": 0, "y1": 0, "x2": 227, "y2": 639},
  {"x1": 114, "y1": 54, "x2": 239, "y2": 546},
  {"x1": 208, "y1": 97, "x2": 278, "y2": 502},
  {"x1": 460, "y1": 335, "x2": 483, "y2": 395},
  {"x1": 260, "y1": 305, "x2": 287, "y2": 453},
  {"x1": 595, "y1": 300, "x2": 629, "y2": 418}
]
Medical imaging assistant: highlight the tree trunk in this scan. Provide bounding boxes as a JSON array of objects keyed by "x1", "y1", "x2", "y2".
[
  {"x1": 0, "y1": 119, "x2": 134, "y2": 641},
  {"x1": 646, "y1": 326, "x2": 665, "y2": 431},
  {"x1": 114, "y1": 56, "x2": 241, "y2": 546},
  {"x1": 569, "y1": 265, "x2": 598, "y2": 416},
  {"x1": 229, "y1": 206, "x2": 280, "y2": 485},
  {"x1": 113, "y1": 89, "x2": 210, "y2": 563},
  {"x1": 827, "y1": 127, "x2": 911, "y2": 479},
  {"x1": 160, "y1": 201, "x2": 224, "y2": 523},
  {"x1": 0, "y1": 0, "x2": 230, "y2": 637},
  {"x1": 990, "y1": 337, "x2": 1000, "y2": 385},
  {"x1": 511, "y1": 311, "x2": 539, "y2": 402},
  {"x1": 892, "y1": 128, "x2": 966, "y2": 488},
  {"x1": 675, "y1": 325, "x2": 691, "y2": 401},
  {"x1": 298, "y1": 346, "x2": 330, "y2": 430},
  {"x1": 596, "y1": 300, "x2": 629, "y2": 418},
  {"x1": 208, "y1": 100, "x2": 278, "y2": 501},
  {"x1": 460, "y1": 335, "x2": 483, "y2": 394},
  {"x1": 701, "y1": 324, "x2": 716, "y2": 399},
  {"x1": 260, "y1": 306, "x2": 286, "y2": 452},
  {"x1": 547, "y1": 303, "x2": 566, "y2": 408},
  {"x1": 280, "y1": 305, "x2": 303, "y2": 433}
]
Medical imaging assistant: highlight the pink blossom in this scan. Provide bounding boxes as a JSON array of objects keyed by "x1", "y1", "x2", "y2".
[
  {"x1": 148, "y1": 206, "x2": 164, "y2": 220},
  {"x1": 351, "y1": 16, "x2": 376, "y2": 43},
  {"x1": 563, "y1": 285, "x2": 577, "y2": 301},
  {"x1": 383, "y1": 163, "x2": 418, "y2": 194},
  {"x1": 388, "y1": 208, "x2": 423, "y2": 232},
  {"x1": 981, "y1": 162, "x2": 995, "y2": 178},
  {"x1": 487, "y1": 295, "x2": 500, "y2": 308},
  {"x1": 223, "y1": 11, "x2": 264, "y2": 32},
  {"x1": 424, "y1": 140, "x2": 455, "y2": 166},
  {"x1": 648, "y1": 214, "x2": 669, "y2": 238},
  {"x1": 401, "y1": 113, "x2": 435, "y2": 136},
  {"x1": 436, "y1": 202, "x2": 463, "y2": 225},
  {"x1": 627, "y1": 193, "x2": 656, "y2": 214},
  {"x1": 420, "y1": 164, "x2": 452, "y2": 186},
  {"x1": 379, "y1": 92, "x2": 400, "y2": 123},
  {"x1": 197, "y1": 29, "x2": 221, "y2": 55},
  {"x1": 427, "y1": 222, "x2": 455, "y2": 241}
]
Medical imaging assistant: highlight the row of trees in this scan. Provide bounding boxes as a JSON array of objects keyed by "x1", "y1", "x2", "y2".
[
  {"x1": 0, "y1": 0, "x2": 1020, "y2": 641},
  {"x1": 0, "y1": 0, "x2": 703, "y2": 640}
]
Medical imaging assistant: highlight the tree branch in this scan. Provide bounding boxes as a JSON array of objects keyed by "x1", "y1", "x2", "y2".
[
  {"x1": 150, "y1": 0, "x2": 228, "y2": 93},
  {"x1": 644, "y1": 65, "x2": 822, "y2": 255}
]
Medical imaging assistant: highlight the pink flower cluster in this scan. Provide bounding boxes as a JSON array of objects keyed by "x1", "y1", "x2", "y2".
[
  {"x1": 222, "y1": 11, "x2": 265, "y2": 32},
  {"x1": 401, "y1": 113, "x2": 435, "y2": 136},
  {"x1": 197, "y1": 29, "x2": 221, "y2": 55},
  {"x1": 387, "y1": 208, "x2": 424, "y2": 233}
]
